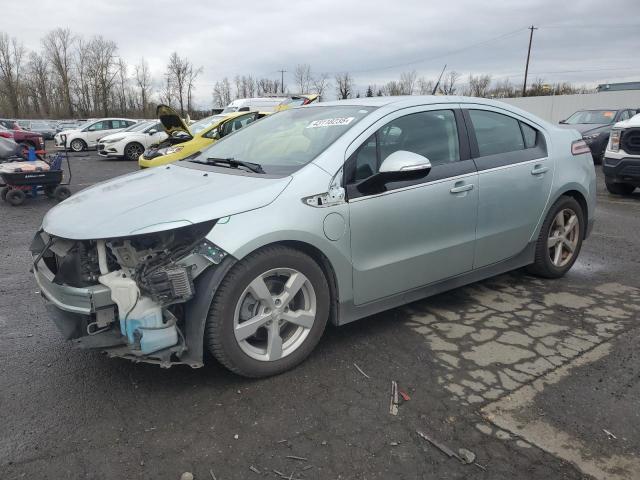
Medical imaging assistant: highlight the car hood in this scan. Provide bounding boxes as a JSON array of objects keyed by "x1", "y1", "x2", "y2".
[
  {"x1": 56, "y1": 128, "x2": 80, "y2": 136},
  {"x1": 99, "y1": 131, "x2": 128, "y2": 142},
  {"x1": 614, "y1": 115, "x2": 640, "y2": 129},
  {"x1": 558, "y1": 123, "x2": 610, "y2": 135},
  {"x1": 42, "y1": 164, "x2": 292, "y2": 240},
  {"x1": 157, "y1": 104, "x2": 192, "y2": 138}
]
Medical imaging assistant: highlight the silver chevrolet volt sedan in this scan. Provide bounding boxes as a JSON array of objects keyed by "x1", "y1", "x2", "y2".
[{"x1": 32, "y1": 96, "x2": 596, "y2": 377}]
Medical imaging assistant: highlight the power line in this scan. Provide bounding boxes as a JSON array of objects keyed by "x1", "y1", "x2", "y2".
[{"x1": 345, "y1": 26, "x2": 529, "y2": 75}]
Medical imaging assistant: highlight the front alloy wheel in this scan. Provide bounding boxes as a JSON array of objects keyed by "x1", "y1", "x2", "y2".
[
  {"x1": 234, "y1": 268, "x2": 316, "y2": 361},
  {"x1": 206, "y1": 246, "x2": 330, "y2": 377},
  {"x1": 124, "y1": 143, "x2": 144, "y2": 161}
]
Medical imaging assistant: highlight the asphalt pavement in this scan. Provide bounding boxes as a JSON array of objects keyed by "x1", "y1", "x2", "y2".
[{"x1": 1, "y1": 148, "x2": 639, "y2": 479}]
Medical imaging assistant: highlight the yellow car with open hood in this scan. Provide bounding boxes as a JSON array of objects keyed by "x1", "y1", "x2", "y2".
[{"x1": 138, "y1": 105, "x2": 266, "y2": 168}]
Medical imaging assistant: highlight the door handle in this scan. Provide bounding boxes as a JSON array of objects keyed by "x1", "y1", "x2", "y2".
[
  {"x1": 450, "y1": 183, "x2": 474, "y2": 194},
  {"x1": 531, "y1": 165, "x2": 549, "y2": 175}
]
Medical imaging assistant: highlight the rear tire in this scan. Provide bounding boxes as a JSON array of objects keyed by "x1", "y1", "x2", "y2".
[
  {"x1": 6, "y1": 189, "x2": 25, "y2": 206},
  {"x1": 205, "y1": 246, "x2": 330, "y2": 377},
  {"x1": 53, "y1": 185, "x2": 71, "y2": 202},
  {"x1": 605, "y1": 179, "x2": 635, "y2": 195},
  {"x1": 527, "y1": 196, "x2": 585, "y2": 279}
]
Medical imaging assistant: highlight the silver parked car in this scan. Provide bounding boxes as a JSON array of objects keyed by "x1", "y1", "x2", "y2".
[{"x1": 32, "y1": 96, "x2": 596, "y2": 377}]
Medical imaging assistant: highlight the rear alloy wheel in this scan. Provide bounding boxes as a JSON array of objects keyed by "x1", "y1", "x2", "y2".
[
  {"x1": 70, "y1": 139, "x2": 86, "y2": 152},
  {"x1": 605, "y1": 179, "x2": 635, "y2": 196},
  {"x1": 527, "y1": 196, "x2": 584, "y2": 278},
  {"x1": 6, "y1": 189, "x2": 25, "y2": 206},
  {"x1": 206, "y1": 246, "x2": 330, "y2": 377},
  {"x1": 124, "y1": 142, "x2": 144, "y2": 161}
]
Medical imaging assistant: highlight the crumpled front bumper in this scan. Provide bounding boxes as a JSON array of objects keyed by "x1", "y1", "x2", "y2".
[{"x1": 31, "y1": 230, "x2": 237, "y2": 368}]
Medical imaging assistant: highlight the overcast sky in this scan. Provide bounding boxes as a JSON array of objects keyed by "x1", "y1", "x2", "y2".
[{"x1": 3, "y1": 0, "x2": 640, "y2": 107}]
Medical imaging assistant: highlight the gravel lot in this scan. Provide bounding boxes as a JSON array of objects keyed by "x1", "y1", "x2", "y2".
[{"x1": 1, "y1": 148, "x2": 639, "y2": 479}]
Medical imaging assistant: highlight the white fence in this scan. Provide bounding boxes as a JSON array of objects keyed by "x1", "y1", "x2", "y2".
[{"x1": 499, "y1": 90, "x2": 640, "y2": 123}]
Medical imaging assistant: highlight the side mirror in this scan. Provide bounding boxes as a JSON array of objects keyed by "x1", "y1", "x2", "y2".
[
  {"x1": 558, "y1": 119, "x2": 567, "y2": 124},
  {"x1": 379, "y1": 150, "x2": 432, "y2": 174},
  {"x1": 357, "y1": 151, "x2": 431, "y2": 194},
  {"x1": 148, "y1": 130, "x2": 157, "y2": 135}
]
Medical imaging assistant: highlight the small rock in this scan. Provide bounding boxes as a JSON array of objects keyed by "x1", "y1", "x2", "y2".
[
  {"x1": 234, "y1": 434, "x2": 239, "y2": 440},
  {"x1": 389, "y1": 442, "x2": 399, "y2": 446},
  {"x1": 321, "y1": 440, "x2": 327, "y2": 445},
  {"x1": 180, "y1": 473, "x2": 194, "y2": 480},
  {"x1": 140, "y1": 460, "x2": 144, "y2": 466},
  {"x1": 458, "y1": 448, "x2": 476, "y2": 464}
]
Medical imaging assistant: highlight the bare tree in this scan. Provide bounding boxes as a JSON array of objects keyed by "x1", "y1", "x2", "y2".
[
  {"x1": 27, "y1": 51, "x2": 52, "y2": 115},
  {"x1": 212, "y1": 77, "x2": 232, "y2": 107},
  {"x1": 134, "y1": 57, "x2": 151, "y2": 116},
  {"x1": 42, "y1": 28, "x2": 74, "y2": 116},
  {"x1": 399, "y1": 70, "x2": 417, "y2": 95},
  {"x1": 257, "y1": 78, "x2": 281, "y2": 96},
  {"x1": 86, "y1": 36, "x2": 118, "y2": 116},
  {"x1": 294, "y1": 63, "x2": 312, "y2": 93},
  {"x1": 312, "y1": 73, "x2": 330, "y2": 99},
  {"x1": 0, "y1": 33, "x2": 25, "y2": 116},
  {"x1": 438, "y1": 71, "x2": 459, "y2": 95},
  {"x1": 166, "y1": 52, "x2": 188, "y2": 115},
  {"x1": 383, "y1": 80, "x2": 403, "y2": 96},
  {"x1": 467, "y1": 74, "x2": 492, "y2": 97},
  {"x1": 186, "y1": 64, "x2": 203, "y2": 114},
  {"x1": 335, "y1": 72, "x2": 353, "y2": 100},
  {"x1": 115, "y1": 57, "x2": 128, "y2": 115},
  {"x1": 416, "y1": 77, "x2": 434, "y2": 95}
]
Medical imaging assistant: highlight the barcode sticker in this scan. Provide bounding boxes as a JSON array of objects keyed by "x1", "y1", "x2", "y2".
[{"x1": 306, "y1": 117, "x2": 355, "y2": 128}]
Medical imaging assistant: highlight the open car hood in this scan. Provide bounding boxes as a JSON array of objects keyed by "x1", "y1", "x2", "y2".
[
  {"x1": 157, "y1": 104, "x2": 192, "y2": 138},
  {"x1": 42, "y1": 164, "x2": 291, "y2": 240}
]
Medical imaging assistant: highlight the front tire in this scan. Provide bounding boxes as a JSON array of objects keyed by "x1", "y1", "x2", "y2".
[
  {"x1": 527, "y1": 196, "x2": 585, "y2": 278},
  {"x1": 124, "y1": 142, "x2": 144, "y2": 161},
  {"x1": 605, "y1": 179, "x2": 635, "y2": 196},
  {"x1": 205, "y1": 246, "x2": 330, "y2": 377},
  {"x1": 69, "y1": 139, "x2": 86, "y2": 152}
]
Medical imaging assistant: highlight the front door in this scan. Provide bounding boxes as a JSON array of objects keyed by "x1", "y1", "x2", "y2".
[{"x1": 346, "y1": 108, "x2": 478, "y2": 305}]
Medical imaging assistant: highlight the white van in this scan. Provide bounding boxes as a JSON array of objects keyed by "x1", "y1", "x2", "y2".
[{"x1": 221, "y1": 97, "x2": 286, "y2": 114}]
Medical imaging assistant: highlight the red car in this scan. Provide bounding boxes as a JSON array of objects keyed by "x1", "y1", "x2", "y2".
[{"x1": 0, "y1": 119, "x2": 45, "y2": 153}]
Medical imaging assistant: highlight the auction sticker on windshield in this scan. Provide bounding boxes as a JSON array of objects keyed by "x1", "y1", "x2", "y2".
[{"x1": 307, "y1": 117, "x2": 355, "y2": 128}]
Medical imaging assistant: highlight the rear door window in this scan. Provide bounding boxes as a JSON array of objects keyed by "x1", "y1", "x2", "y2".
[{"x1": 468, "y1": 110, "x2": 524, "y2": 157}]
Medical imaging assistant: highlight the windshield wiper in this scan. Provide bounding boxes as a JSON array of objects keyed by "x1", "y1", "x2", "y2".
[{"x1": 203, "y1": 157, "x2": 265, "y2": 174}]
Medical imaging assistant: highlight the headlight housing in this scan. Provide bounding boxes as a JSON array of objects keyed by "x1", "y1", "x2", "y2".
[{"x1": 608, "y1": 129, "x2": 622, "y2": 152}]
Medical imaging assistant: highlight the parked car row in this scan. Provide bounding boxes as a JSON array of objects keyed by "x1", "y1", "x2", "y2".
[{"x1": 0, "y1": 119, "x2": 46, "y2": 153}]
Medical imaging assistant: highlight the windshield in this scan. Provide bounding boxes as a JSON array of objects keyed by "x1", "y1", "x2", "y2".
[
  {"x1": 188, "y1": 105, "x2": 375, "y2": 175},
  {"x1": 190, "y1": 115, "x2": 226, "y2": 134},
  {"x1": 122, "y1": 121, "x2": 150, "y2": 132},
  {"x1": 565, "y1": 110, "x2": 617, "y2": 124}
]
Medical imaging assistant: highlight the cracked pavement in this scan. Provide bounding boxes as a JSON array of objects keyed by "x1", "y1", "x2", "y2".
[{"x1": 1, "y1": 148, "x2": 639, "y2": 479}]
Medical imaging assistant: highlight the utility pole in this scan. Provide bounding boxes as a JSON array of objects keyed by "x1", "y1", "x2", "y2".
[
  {"x1": 522, "y1": 25, "x2": 537, "y2": 97},
  {"x1": 278, "y1": 69, "x2": 287, "y2": 94}
]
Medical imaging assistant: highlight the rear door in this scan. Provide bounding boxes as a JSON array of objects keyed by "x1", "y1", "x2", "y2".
[
  {"x1": 84, "y1": 120, "x2": 111, "y2": 146},
  {"x1": 464, "y1": 106, "x2": 554, "y2": 268}
]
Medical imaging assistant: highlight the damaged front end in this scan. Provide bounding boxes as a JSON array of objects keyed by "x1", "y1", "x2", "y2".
[{"x1": 31, "y1": 221, "x2": 234, "y2": 368}]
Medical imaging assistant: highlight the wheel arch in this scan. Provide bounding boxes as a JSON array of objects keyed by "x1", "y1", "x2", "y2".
[{"x1": 238, "y1": 240, "x2": 341, "y2": 326}]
